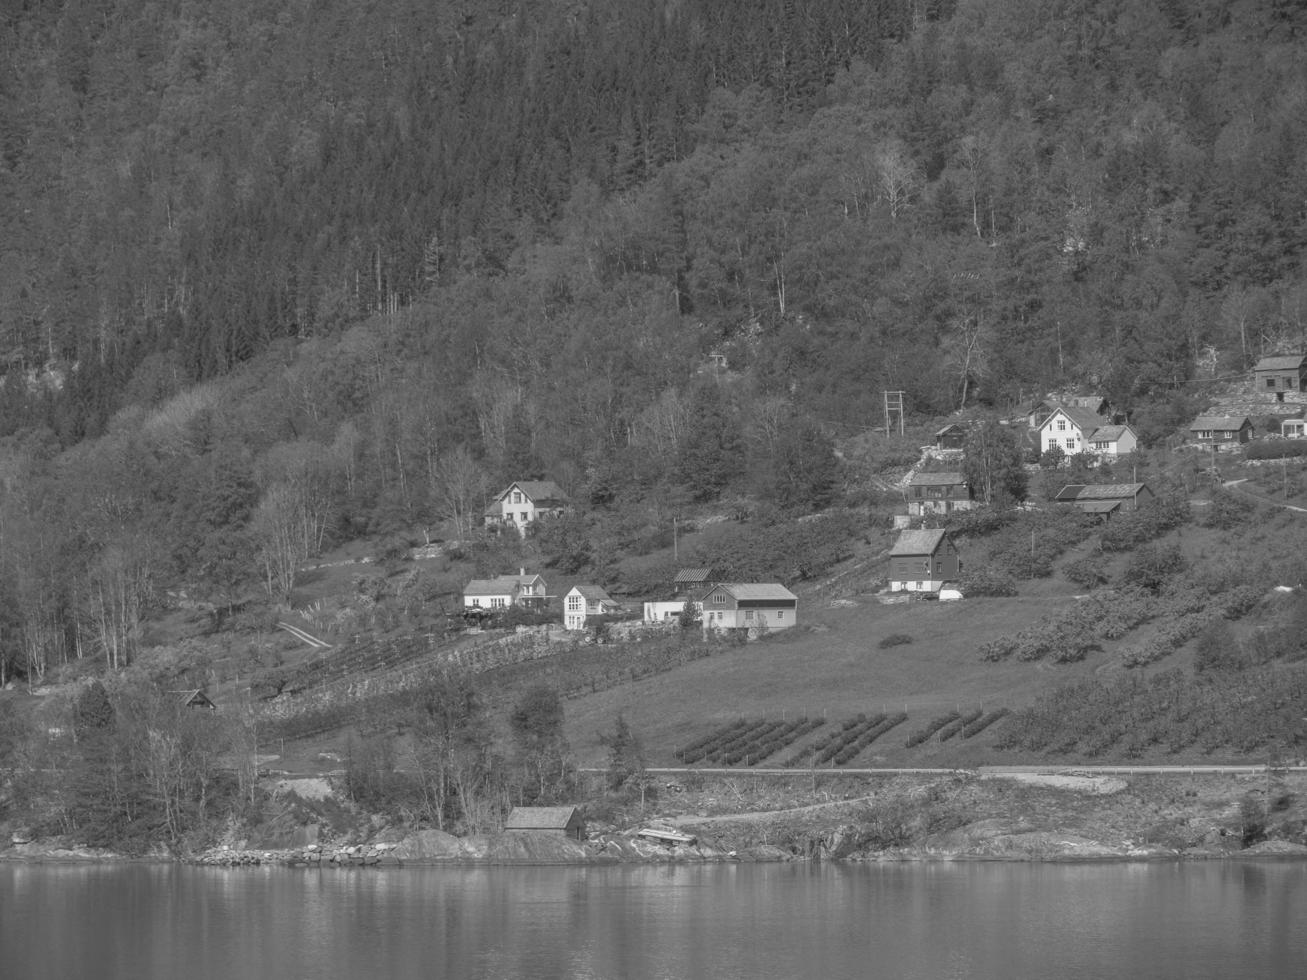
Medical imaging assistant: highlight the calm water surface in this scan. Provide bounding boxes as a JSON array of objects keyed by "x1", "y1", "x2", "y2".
[{"x1": 2, "y1": 860, "x2": 1305, "y2": 979}]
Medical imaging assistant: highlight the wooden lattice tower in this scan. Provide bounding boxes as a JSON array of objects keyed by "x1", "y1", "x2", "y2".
[{"x1": 884, "y1": 390, "x2": 905, "y2": 437}]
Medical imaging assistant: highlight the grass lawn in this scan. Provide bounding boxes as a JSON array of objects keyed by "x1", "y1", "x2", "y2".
[{"x1": 562, "y1": 593, "x2": 1105, "y2": 768}]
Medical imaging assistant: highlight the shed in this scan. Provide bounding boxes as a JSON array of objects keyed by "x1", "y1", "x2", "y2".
[
  {"x1": 171, "y1": 689, "x2": 216, "y2": 710},
  {"x1": 1253, "y1": 354, "x2": 1307, "y2": 400},
  {"x1": 1055, "y1": 483, "x2": 1154, "y2": 517},
  {"x1": 933, "y1": 423, "x2": 969, "y2": 451},
  {"x1": 673, "y1": 568, "x2": 718, "y2": 593},
  {"x1": 888, "y1": 529, "x2": 961, "y2": 593},
  {"x1": 504, "y1": 806, "x2": 586, "y2": 840}
]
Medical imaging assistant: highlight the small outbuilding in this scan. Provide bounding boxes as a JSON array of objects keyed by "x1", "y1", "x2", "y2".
[
  {"x1": 171, "y1": 689, "x2": 217, "y2": 710},
  {"x1": 1253, "y1": 354, "x2": 1307, "y2": 401},
  {"x1": 504, "y1": 806, "x2": 586, "y2": 841},
  {"x1": 888, "y1": 529, "x2": 962, "y2": 593},
  {"x1": 1055, "y1": 483, "x2": 1154, "y2": 517}
]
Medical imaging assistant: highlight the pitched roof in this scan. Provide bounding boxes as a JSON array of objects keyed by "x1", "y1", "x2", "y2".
[
  {"x1": 504, "y1": 806, "x2": 580, "y2": 830},
  {"x1": 673, "y1": 568, "x2": 715, "y2": 585},
  {"x1": 889, "y1": 528, "x2": 950, "y2": 556},
  {"x1": 500, "y1": 480, "x2": 568, "y2": 504},
  {"x1": 1253, "y1": 355, "x2": 1307, "y2": 371},
  {"x1": 909, "y1": 471, "x2": 966, "y2": 487},
  {"x1": 1189, "y1": 415, "x2": 1251, "y2": 431},
  {"x1": 718, "y1": 583, "x2": 798, "y2": 602},
  {"x1": 464, "y1": 578, "x2": 517, "y2": 596},
  {"x1": 1043, "y1": 405, "x2": 1107, "y2": 433},
  {"x1": 1059, "y1": 483, "x2": 1148, "y2": 501},
  {"x1": 1088, "y1": 424, "x2": 1131, "y2": 442},
  {"x1": 569, "y1": 584, "x2": 614, "y2": 603},
  {"x1": 1079, "y1": 499, "x2": 1123, "y2": 514}
]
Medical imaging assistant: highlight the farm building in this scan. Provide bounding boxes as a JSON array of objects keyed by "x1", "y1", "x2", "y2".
[
  {"x1": 906, "y1": 471, "x2": 975, "y2": 516},
  {"x1": 1283, "y1": 416, "x2": 1307, "y2": 439},
  {"x1": 504, "y1": 806, "x2": 586, "y2": 840},
  {"x1": 700, "y1": 583, "x2": 797, "y2": 632},
  {"x1": 672, "y1": 568, "x2": 718, "y2": 594},
  {"x1": 888, "y1": 529, "x2": 962, "y2": 593},
  {"x1": 1055, "y1": 483, "x2": 1154, "y2": 517},
  {"x1": 1252, "y1": 355, "x2": 1307, "y2": 400},
  {"x1": 933, "y1": 423, "x2": 969, "y2": 451},
  {"x1": 1187, "y1": 415, "x2": 1253, "y2": 448}
]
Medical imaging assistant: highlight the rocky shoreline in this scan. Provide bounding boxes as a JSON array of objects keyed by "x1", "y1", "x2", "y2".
[{"x1": 6, "y1": 770, "x2": 1306, "y2": 867}]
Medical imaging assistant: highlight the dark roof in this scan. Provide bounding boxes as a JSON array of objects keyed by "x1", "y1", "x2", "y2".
[
  {"x1": 464, "y1": 577, "x2": 516, "y2": 596},
  {"x1": 673, "y1": 568, "x2": 715, "y2": 585},
  {"x1": 909, "y1": 471, "x2": 966, "y2": 487},
  {"x1": 1079, "y1": 500, "x2": 1123, "y2": 514},
  {"x1": 500, "y1": 480, "x2": 568, "y2": 504},
  {"x1": 569, "y1": 584, "x2": 615, "y2": 603},
  {"x1": 170, "y1": 689, "x2": 216, "y2": 708},
  {"x1": 1043, "y1": 405, "x2": 1107, "y2": 433},
  {"x1": 504, "y1": 806, "x2": 581, "y2": 830},
  {"x1": 889, "y1": 528, "x2": 950, "y2": 557},
  {"x1": 1189, "y1": 415, "x2": 1251, "y2": 431},
  {"x1": 1253, "y1": 355, "x2": 1307, "y2": 372},
  {"x1": 1058, "y1": 483, "x2": 1149, "y2": 501}
]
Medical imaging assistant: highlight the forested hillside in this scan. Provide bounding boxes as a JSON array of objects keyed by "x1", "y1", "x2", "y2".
[{"x1": 2, "y1": 0, "x2": 1307, "y2": 681}]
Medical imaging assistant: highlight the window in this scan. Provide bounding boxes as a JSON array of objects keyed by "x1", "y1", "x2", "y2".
[
  {"x1": 1196, "y1": 430, "x2": 1211, "y2": 439},
  {"x1": 520, "y1": 511, "x2": 529, "y2": 522},
  {"x1": 1065, "y1": 438, "x2": 1077, "y2": 450},
  {"x1": 491, "y1": 597, "x2": 506, "y2": 608},
  {"x1": 567, "y1": 596, "x2": 581, "y2": 611},
  {"x1": 713, "y1": 593, "x2": 726, "y2": 604},
  {"x1": 1289, "y1": 377, "x2": 1297, "y2": 389},
  {"x1": 1267, "y1": 378, "x2": 1277, "y2": 389},
  {"x1": 1057, "y1": 419, "x2": 1066, "y2": 431},
  {"x1": 777, "y1": 610, "x2": 785, "y2": 620},
  {"x1": 744, "y1": 609, "x2": 754, "y2": 621},
  {"x1": 512, "y1": 491, "x2": 523, "y2": 503},
  {"x1": 1093, "y1": 441, "x2": 1109, "y2": 450},
  {"x1": 471, "y1": 598, "x2": 481, "y2": 607}
]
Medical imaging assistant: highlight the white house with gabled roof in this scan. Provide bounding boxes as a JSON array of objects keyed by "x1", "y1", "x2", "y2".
[
  {"x1": 485, "y1": 480, "x2": 570, "y2": 534},
  {"x1": 1039, "y1": 405, "x2": 1136, "y2": 460}
]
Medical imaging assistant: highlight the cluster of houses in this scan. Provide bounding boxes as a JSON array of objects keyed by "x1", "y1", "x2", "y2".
[{"x1": 463, "y1": 559, "x2": 799, "y2": 636}]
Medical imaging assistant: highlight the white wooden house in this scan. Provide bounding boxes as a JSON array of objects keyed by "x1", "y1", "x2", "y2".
[
  {"x1": 463, "y1": 571, "x2": 548, "y2": 610},
  {"x1": 1039, "y1": 406, "x2": 1136, "y2": 460},
  {"x1": 564, "y1": 584, "x2": 623, "y2": 630},
  {"x1": 484, "y1": 481, "x2": 569, "y2": 534}
]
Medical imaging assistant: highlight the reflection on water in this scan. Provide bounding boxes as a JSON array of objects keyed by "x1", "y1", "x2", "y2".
[{"x1": 2, "y1": 860, "x2": 1305, "y2": 980}]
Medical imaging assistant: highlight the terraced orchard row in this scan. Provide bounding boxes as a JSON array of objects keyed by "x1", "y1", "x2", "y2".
[{"x1": 672, "y1": 709, "x2": 1009, "y2": 767}]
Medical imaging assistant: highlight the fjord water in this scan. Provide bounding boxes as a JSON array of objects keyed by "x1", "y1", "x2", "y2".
[{"x1": 2, "y1": 861, "x2": 1304, "y2": 980}]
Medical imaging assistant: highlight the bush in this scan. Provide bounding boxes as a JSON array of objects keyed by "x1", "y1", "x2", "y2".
[
  {"x1": 1245, "y1": 439, "x2": 1307, "y2": 460},
  {"x1": 878, "y1": 633, "x2": 913, "y2": 649},
  {"x1": 1064, "y1": 554, "x2": 1110, "y2": 589},
  {"x1": 960, "y1": 568, "x2": 1017, "y2": 597}
]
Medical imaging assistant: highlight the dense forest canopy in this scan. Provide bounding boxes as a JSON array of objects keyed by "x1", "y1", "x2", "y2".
[{"x1": 2, "y1": 0, "x2": 1307, "y2": 679}]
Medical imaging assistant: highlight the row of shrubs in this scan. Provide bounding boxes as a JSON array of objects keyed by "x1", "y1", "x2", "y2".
[
  {"x1": 998, "y1": 665, "x2": 1307, "y2": 758},
  {"x1": 783, "y1": 713, "x2": 910, "y2": 767},
  {"x1": 674, "y1": 717, "x2": 824, "y2": 766}
]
